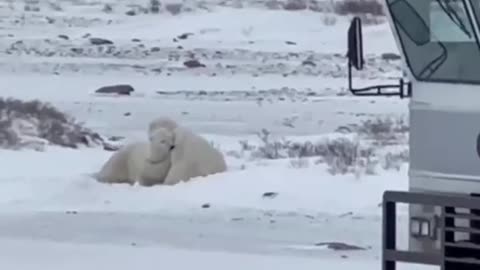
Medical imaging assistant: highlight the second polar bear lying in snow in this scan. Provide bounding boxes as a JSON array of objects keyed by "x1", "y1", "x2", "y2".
[
  {"x1": 148, "y1": 117, "x2": 228, "y2": 186},
  {"x1": 94, "y1": 127, "x2": 174, "y2": 186}
]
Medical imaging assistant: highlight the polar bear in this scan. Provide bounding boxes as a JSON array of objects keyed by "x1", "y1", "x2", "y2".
[
  {"x1": 94, "y1": 127, "x2": 174, "y2": 186},
  {"x1": 148, "y1": 117, "x2": 227, "y2": 185},
  {"x1": 148, "y1": 116, "x2": 178, "y2": 136}
]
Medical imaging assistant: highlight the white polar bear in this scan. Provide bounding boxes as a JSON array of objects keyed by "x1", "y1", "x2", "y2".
[
  {"x1": 94, "y1": 127, "x2": 174, "y2": 187},
  {"x1": 148, "y1": 117, "x2": 227, "y2": 186}
]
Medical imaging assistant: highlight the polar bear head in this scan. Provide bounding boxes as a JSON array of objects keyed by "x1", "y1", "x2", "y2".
[
  {"x1": 148, "y1": 117, "x2": 178, "y2": 137},
  {"x1": 147, "y1": 127, "x2": 175, "y2": 163}
]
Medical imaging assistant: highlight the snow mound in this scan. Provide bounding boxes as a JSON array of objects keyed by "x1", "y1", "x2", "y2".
[{"x1": 0, "y1": 98, "x2": 104, "y2": 151}]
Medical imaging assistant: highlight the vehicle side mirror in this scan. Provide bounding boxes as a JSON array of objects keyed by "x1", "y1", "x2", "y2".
[
  {"x1": 347, "y1": 17, "x2": 364, "y2": 70},
  {"x1": 345, "y1": 15, "x2": 411, "y2": 98}
]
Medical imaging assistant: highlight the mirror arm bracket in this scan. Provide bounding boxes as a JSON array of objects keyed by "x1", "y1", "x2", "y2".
[{"x1": 348, "y1": 59, "x2": 412, "y2": 99}]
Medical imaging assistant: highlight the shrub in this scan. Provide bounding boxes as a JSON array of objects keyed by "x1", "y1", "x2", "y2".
[
  {"x1": 337, "y1": 116, "x2": 409, "y2": 145},
  {"x1": 149, "y1": 0, "x2": 161, "y2": 13},
  {"x1": 231, "y1": 115, "x2": 410, "y2": 176},
  {"x1": 248, "y1": 129, "x2": 379, "y2": 175},
  {"x1": 334, "y1": 0, "x2": 385, "y2": 16},
  {"x1": 0, "y1": 98, "x2": 104, "y2": 150},
  {"x1": 284, "y1": 0, "x2": 307, "y2": 11},
  {"x1": 102, "y1": 4, "x2": 113, "y2": 13},
  {"x1": 165, "y1": 3, "x2": 183, "y2": 15}
]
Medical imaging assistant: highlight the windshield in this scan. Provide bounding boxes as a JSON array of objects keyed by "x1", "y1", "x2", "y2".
[{"x1": 386, "y1": 0, "x2": 480, "y2": 84}]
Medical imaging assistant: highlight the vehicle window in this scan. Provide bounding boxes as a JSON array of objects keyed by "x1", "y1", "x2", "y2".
[
  {"x1": 387, "y1": 0, "x2": 480, "y2": 84},
  {"x1": 430, "y1": 0, "x2": 474, "y2": 42}
]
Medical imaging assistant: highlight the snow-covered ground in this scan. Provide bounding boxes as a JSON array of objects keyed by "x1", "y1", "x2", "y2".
[{"x1": 0, "y1": 0, "x2": 429, "y2": 269}]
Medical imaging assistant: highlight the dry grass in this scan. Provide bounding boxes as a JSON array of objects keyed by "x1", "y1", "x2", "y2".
[{"x1": 226, "y1": 116, "x2": 409, "y2": 176}]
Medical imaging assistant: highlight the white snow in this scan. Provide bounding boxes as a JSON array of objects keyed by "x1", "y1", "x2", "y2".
[
  {"x1": 0, "y1": 0, "x2": 423, "y2": 269},
  {"x1": 67, "y1": 8, "x2": 397, "y2": 53},
  {"x1": 0, "y1": 146, "x2": 408, "y2": 215},
  {"x1": 0, "y1": 239, "x2": 434, "y2": 270}
]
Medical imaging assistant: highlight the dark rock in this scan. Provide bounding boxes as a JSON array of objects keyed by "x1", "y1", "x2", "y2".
[
  {"x1": 89, "y1": 37, "x2": 114, "y2": 45},
  {"x1": 125, "y1": 10, "x2": 136, "y2": 16},
  {"x1": 302, "y1": 59, "x2": 316, "y2": 67},
  {"x1": 183, "y1": 59, "x2": 206, "y2": 68},
  {"x1": 70, "y1": 47, "x2": 83, "y2": 54},
  {"x1": 262, "y1": 192, "x2": 279, "y2": 199},
  {"x1": 103, "y1": 142, "x2": 120, "y2": 151},
  {"x1": 58, "y1": 34, "x2": 69, "y2": 40},
  {"x1": 131, "y1": 38, "x2": 141, "y2": 42},
  {"x1": 314, "y1": 242, "x2": 367, "y2": 251},
  {"x1": 338, "y1": 211, "x2": 354, "y2": 218},
  {"x1": 285, "y1": 41, "x2": 297, "y2": 45},
  {"x1": 201, "y1": 203, "x2": 210, "y2": 208},
  {"x1": 108, "y1": 136, "x2": 124, "y2": 142},
  {"x1": 381, "y1": 52, "x2": 401, "y2": 60},
  {"x1": 95, "y1": 84, "x2": 134, "y2": 95},
  {"x1": 177, "y1": 33, "x2": 194, "y2": 40}
]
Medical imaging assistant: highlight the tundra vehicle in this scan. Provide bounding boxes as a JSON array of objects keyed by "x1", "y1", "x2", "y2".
[{"x1": 346, "y1": 0, "x2": 480, "y2": 269}]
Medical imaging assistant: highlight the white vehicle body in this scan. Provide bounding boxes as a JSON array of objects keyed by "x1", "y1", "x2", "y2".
[
  {"x1": 386, "y1": 0, "x2": 480, "y2": 253},
  {"x1": 350, "y1": 0, "x2": 480, "y2": 256}
]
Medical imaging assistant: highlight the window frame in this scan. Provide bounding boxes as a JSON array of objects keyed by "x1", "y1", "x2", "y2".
[{"x1": 386, "y1": 0, "x2": 480, "y2": 85}]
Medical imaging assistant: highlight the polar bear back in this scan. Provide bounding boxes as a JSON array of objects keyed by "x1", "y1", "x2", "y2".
[
  {"x1": 95, "y1": 141, "x2": 149, "y2": 185},
  {"x1": 179, "y1": 127, "x2": 226, "y2": 173},
  {"x1": 163, "y1": 126, "x2": 227, "y2": 185}
]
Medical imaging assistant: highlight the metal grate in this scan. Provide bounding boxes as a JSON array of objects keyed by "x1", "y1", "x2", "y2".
[{"x1": 383, "y1": 191, "x2": 480, "y2": 270}]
